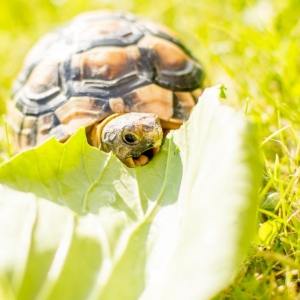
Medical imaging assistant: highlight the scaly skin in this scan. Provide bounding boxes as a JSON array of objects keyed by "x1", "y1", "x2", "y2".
[{"x1": 90, "y1": 113, "x2": 163, "y2": 167}]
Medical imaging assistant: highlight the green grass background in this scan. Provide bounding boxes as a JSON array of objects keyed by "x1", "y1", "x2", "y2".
[{"x1": 1, "y1": 0, "x2": 300, "y2": 298}]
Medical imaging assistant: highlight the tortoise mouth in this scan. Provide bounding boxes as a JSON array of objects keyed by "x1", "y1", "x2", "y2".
[{"x1": 124, "y1": 147, "x2": 160, "y2": 167}]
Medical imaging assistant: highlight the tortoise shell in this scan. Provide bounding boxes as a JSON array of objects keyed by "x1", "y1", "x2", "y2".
[{"x1": 10, "y1": 11, "x2": 204, "y2": 149}]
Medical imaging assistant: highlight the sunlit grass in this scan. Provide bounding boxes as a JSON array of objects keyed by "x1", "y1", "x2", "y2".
[{"x1": 1, "y1": 0, "x2": 300, "y2": 298}]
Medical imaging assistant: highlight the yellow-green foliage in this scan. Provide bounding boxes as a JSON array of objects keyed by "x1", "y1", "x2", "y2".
[{"x1": 2, "y1": 0, "x2": 300, "y2": 298}]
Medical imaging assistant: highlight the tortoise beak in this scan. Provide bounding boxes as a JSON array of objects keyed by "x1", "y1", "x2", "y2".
[
  {"x1": 123, "y1": 157, "x2": 136, "y2": 168},
  {"x1": 122, "y1": 147, "x2": 160, "y2": 167}
]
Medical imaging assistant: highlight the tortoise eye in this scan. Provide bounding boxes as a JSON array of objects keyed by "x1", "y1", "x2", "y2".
[{"x1": 123, "y1": 133, "x2": 139, "y2": 145}]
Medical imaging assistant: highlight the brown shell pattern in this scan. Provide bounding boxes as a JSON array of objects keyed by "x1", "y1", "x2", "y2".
[{"x1": 10, "y1": 11, "x2": 204, "y2": 149}]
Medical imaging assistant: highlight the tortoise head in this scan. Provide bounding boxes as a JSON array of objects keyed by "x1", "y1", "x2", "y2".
[{"x1": 98, "y1": 113, "x2": 163, "y2": 167}]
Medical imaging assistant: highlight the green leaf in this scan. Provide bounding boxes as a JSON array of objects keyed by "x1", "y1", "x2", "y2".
[
  {"x1": 0, "y1": 128, "x2": 181, "y2": 215},
  {"x1": 260, "y1": 192, "x2": 280, "y2": 210},
  {"x1": 141, "y1": 86, "x2": 261, "y2": 299},
  {"x1": 257, "y1": 220, "x2": 281, "y2": 246},
  {"x1": 0, "y1": 86, "x2": 261, "y2": 300},
  {"x1": 219, "y1": 84, "x2": 227, "y2": 99}
]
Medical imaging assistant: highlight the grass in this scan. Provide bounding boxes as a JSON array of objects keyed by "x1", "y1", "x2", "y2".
[{"x1": 1, "y1": 0, "x2": 300, "y2": 298}]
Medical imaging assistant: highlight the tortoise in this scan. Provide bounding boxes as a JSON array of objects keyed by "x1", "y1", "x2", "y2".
[{"x1": 9, "y1": 11, "x2": 204, "y2": 167}]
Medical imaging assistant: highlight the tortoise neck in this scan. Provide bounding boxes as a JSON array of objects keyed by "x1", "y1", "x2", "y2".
[{"x1": 87, "y1": 113, "x2": 123, "y2": 148}]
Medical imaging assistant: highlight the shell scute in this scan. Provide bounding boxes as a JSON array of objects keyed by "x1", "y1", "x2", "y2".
[
  {"x1": 25, "y1": 59, "x2": 61, "y2": 100},
  {"x1": 72, "y1": 45, "x2": 143, "y2": 81},
  {"x1": 124, "y1": 84, "x2": 173, "y2": 121}
]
